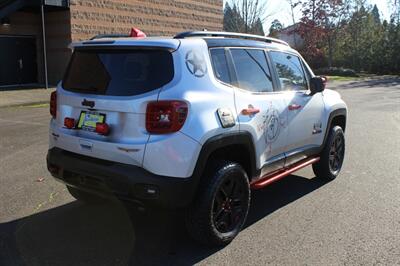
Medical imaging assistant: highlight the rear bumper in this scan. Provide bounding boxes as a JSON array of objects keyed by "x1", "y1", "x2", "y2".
[{"x1": 46, "y1": 148, "x2": 198, "y2": 208}]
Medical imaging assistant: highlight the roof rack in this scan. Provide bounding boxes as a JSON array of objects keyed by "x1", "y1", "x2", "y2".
[
  {"x1": 91, "y1": 34, "x2": 129, "y2": 40},
  {"x1": 174, "y1": 31, "x2": 289, "y2": 46}
]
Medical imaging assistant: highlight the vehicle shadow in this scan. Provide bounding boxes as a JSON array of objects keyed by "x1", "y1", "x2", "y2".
[{"x1": 0, "y1": 174, "x2": 328, "y2": 266}]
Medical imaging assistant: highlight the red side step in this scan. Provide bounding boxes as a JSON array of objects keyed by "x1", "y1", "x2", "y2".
[{"x1": 250, "y1": 157, "x2": 320, "y2": 190}]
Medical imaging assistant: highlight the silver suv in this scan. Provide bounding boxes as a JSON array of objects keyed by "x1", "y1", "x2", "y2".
[{"x1": 47, "y1": 31, "x2": 347, "y2": 246}]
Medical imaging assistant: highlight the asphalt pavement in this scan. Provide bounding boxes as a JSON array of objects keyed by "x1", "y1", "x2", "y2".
[{"x1": 0, "y1": 76, "x2": 399, "y2": 265}]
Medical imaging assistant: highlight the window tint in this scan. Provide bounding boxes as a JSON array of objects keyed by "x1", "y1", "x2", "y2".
[
  {"x1": 230, "y1": 49, "x2": 274, "y2": 93},
  {"x1": 270, "y1": 51, "x2": 307, "y2": 91},
  {"x1": 210, "y1": 48, "x2": 231, "y2": 84},
  {"x1": 63, "y1": 49, "x2": 174, "y2": 96}
]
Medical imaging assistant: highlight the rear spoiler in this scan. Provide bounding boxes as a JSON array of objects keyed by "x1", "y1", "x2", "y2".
[{"x1": 69, "y1": 39, "x2": 181, "y2": 52}]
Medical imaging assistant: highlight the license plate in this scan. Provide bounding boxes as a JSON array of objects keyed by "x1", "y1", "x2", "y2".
[{"x1": 77, "y1": 111, "x2": 106, "y2": 132}]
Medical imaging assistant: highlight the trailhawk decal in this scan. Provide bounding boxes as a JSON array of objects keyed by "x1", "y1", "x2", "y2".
[
  {"x1": 185, "y1": 50, "x2": 207, "y2": 77},
  {"x1": 257, "y1": 103, "x2": 287, "y2": 155}
]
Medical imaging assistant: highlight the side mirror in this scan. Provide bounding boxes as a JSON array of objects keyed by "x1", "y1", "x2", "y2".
[{"x1": 309, "y1": 76, "x2": 327, "y2": 95}]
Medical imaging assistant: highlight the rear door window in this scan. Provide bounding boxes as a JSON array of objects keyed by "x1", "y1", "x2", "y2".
[
  {"x1": 63, "y1": 49, "x2": 174, "y2": 96},
  {"x1": 230, "y1": 49, "x2": 274, "y2": 93},
  {"x1": 269, "y1": 51, "x2": 307, "y2": 91},
  {"x1": 210, "y1": 48, "x2": 232, "y2": 85}
]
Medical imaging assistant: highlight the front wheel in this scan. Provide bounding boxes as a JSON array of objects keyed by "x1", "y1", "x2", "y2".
[
  {"x1": 186, "y1": 161, "x2": 250, "y2": 247},
  {"x1": 313, "y1": 126, "x2": 345, "y2": 180}
]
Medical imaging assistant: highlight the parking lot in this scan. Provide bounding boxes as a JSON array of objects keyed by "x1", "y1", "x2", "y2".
[{"x1": 0, "y1": 76, "x2": 399, "y2": 265}]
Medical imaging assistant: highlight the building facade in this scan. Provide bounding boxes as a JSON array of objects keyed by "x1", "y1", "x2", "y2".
[
  {"x1": 276, "y1": 23, "x2": 304, "y2": 51},
  {"x1": 0, "y1": 0, "x2": 223, "y2": 87}
]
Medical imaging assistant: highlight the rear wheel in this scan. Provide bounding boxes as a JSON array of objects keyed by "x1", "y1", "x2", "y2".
[
  {"x1": 186, "y1": 161, "x2": 250, "y2": 247},
  {"x1": 313, "y1": 126, "x2": 345, "y2": 180},
  {"x1": 67, "y1": 186, "x2": 105, "y2": 204}
]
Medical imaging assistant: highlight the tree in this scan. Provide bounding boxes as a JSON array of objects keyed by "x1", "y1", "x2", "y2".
[
  {"x1": 223, "y1": 0, "x2": 273, "y2": 35},
  {"x1": 252, "y1": 18, "x2": 265, "y2": 35},
  {"x1": 223, "y1": 3, "x2": 246, "y2": 33},
  {"x1": 296, "y1": 0, "x2": 350, "y2": 67},
  {"x1": 286, "y1": 0, "x2": 301, "y2": 47},
  {"x1": 371, "y1": 4, "x2": 380, "y2": 24},
  {"x1": 388, "y1": 0, "x2": 400, "y2": 24},
  {"x1": 269, "y1": 19, "x2": 283, "y2": 37}
]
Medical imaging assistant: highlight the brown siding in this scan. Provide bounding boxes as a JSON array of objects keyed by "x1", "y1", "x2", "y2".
[
  {"x1": 44, "y1": 10, "x2": 72, "y2": 84},
  {"x1": 69, "y1": 0, "x2": 223, "y2": 41}
]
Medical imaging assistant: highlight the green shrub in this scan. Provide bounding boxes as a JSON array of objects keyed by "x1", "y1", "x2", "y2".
[{"x1": 314, "y1": 67, "x2": 359, "y2": 77}]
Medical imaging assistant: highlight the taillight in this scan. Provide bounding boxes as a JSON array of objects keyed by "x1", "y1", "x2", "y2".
[
  {"x1": 95, "y1": 122, "x2": 110, "y2": 136},
  {"x1": 50, "y1": 91, "x2": 57, "y2": 118},
  {"x1": 64, "y1": 117, "x2": 75, "y2": 129},
  {"x1": 146, "y1": 101, "x2": 188, "y2": 134}
]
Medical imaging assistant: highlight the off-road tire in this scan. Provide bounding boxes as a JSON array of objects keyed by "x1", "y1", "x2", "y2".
[
  {"x1": 186, "y1": 161, "x2": 250, "y2": 247},
  {"x1": 313, "y1": 126, "x2": 345, "y2": 180}
]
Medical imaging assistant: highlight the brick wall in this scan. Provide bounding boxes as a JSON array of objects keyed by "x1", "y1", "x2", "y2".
[
  {"x1": 44, "y1": 10, "x2": 72, "y2": 84},
  {"x1": 69, "y1": 0, "x2": 223, "y2": 41},
  {"x1": 0, "y1": 1, "x2": 223, "y2": 86}
]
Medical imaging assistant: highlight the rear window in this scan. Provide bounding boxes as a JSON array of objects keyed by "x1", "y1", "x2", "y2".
[{"x1": 62, "y1": 49, "x2": 174, "y2": 96}]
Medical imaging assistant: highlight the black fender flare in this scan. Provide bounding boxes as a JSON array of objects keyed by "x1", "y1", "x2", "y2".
[
  {"x1": 320, "y1": 108, "x2": 347, "y2": 152},
  {"x1": 190, "y1": 131, "x2": 257, "y2": 186}
]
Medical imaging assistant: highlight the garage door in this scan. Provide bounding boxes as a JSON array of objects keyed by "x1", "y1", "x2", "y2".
[{"x1": 0, "y1": 35, "x2": 38, "y2": 86}]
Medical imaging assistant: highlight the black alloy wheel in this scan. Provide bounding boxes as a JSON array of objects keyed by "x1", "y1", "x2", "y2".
[
  {"x1": 313, "y1": 125, "x2": 346, "y2": 180},
  {"x1": 186, "y1": 161, "x2": 250, "y2": 246},
  {"x1": 212, "y1": 174, "x2": 247, "y2": 234},
  {"x1": 329, "y1": 133, "x2": 345, "y2": 174}
]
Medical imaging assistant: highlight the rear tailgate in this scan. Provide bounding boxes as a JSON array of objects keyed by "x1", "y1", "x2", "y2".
[{"x1": 50, "y1": 45, "x2": 176, "y2": 166}]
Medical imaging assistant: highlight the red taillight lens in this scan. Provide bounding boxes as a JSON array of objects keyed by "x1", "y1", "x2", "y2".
[
  {"x1": 146, "y1": 101, "x2": 188, "y2": 134},
  {"x1": 64, "y1": 117, "x2": 75, "y2": 129},
  {"x1": 50, "y1": 91, "x2": 57, "y2": 118},
  {"x1": 95, "y1": 122, "x2": 110, "y2": 135}
]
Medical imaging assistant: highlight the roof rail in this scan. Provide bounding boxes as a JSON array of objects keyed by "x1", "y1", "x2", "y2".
[
  {"x1": 90, "y1": 34, "x2": 129, "y2": 40},
  {"x1": 174, "y1": 31, "x2": 289, "y2": 46}
]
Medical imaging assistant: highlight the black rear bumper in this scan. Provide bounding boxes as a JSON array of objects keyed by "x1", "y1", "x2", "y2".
[{"x1": 46, "y1": 148, "x2": 198, "y2": 208}]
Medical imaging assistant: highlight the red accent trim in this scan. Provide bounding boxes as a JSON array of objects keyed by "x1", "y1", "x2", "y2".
[
  {"x1": 288, "y1": 104, "x2": 302, "y2": 111},
  {"x1": 250, "y1": 157, "x2": 320, "y2": 190},
  {"x1": 241, "y1": 108, "x2": 260, "y2": 115}
]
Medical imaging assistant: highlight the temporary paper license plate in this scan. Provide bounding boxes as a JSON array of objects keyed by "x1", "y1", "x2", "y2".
[{"x1": 77, "y1": 111, "x2": 106, "y2": 132}]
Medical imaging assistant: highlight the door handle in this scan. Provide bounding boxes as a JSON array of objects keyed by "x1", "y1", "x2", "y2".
[
  {"x1": 288, "y1": 104, "x2": 302, "y2": 111},
  {"x1": 241, "y1": 108, "x2": 260, "y2": 115}
]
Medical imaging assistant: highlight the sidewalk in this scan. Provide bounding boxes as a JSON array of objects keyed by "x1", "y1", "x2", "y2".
[{"x1": 0, "y1": 88, "x2": 55, "y2": 108}]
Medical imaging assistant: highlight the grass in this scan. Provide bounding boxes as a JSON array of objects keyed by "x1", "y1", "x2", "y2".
[
  {"x1": 25, "y1": 103, "x2": 49, "y2": 108},
  {"x1": 326, "y1": 76, "x2": 361, "y2": 82}
]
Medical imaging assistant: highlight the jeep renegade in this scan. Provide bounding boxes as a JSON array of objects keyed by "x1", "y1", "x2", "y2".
[{"x1": 47, "y1": 31, "x2": 347, "y2": 246}]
